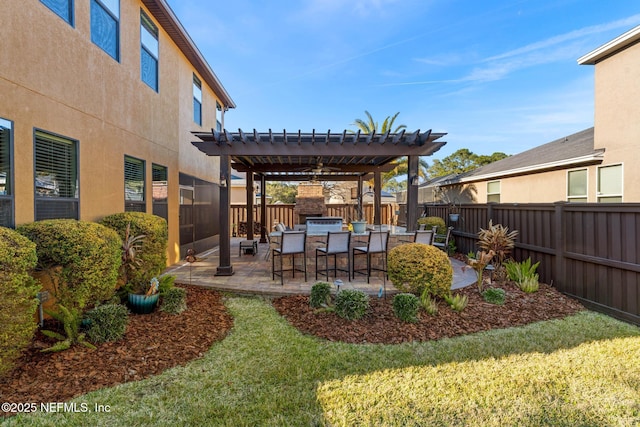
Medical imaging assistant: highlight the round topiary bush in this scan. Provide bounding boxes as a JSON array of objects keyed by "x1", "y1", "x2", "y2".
[
  {"x1": 0, "y1": 227, "x2": 40, "y2": 376},
  {"x1": 387, "y1": 243, "x2": 453, "y2": 298},
  {"x1": 17, "y1": 219, "x2": 122, "y2": 312},
  {"x1": 334, "y1": 289, "x2": 369, "y2": 320},
  {"x1": 417, "y1": 216, "x2": 446, "y2": 234},
  {"x1": 309, "y1": 281, "x2": 332, "y2": 308},
  {"x1": 99, "y1": 212, "x2": 168, "y2": 289}
]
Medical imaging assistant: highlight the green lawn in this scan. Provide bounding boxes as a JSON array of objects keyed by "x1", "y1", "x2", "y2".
[{"x1": 4, "y1": 296, "x2": 640, "y2": 426}]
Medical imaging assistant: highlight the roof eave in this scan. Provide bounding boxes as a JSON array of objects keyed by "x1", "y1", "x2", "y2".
[
  {"x1": 141, "y1": 0, "x2": 236, "y2": 109},
  {"x1": 578, "y1": 25, "x2": 640, "y2": 65},
  {"x1": 455, "y1": 152, "x2": 605, "y2": 184}
]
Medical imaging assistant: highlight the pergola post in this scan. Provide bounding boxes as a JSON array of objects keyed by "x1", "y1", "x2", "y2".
[
  {"x1": 259, "y1": 174, "x2": 267, "y2": 243},
  {"x1": 406, "y1": 155, "x2": 419, "y2": 232},
  {"x1": 215, "y1": 155, "x2": 234, "y2": 276},
  {"x1": 246, "y1": 172, "x2": 254, "y2": 240},
  {"x1": 374, "y1": 172, "x2": 382, "y2": 226}
]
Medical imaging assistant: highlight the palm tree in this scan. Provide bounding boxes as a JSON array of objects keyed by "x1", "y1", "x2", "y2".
[
  {"x1": 352, "y1": 111, "x2": 407, "y2": 134},
  {"x1": 352, "y1": 111, "x2": 426, "y2": 189}
]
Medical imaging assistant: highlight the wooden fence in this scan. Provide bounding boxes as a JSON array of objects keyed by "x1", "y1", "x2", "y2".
[
  {"x1": 418, "y1": 202, "x2": 640, "y2": 325},
  {"x1": 230, "y1": 203, "x2": 399, "y2": 233}
]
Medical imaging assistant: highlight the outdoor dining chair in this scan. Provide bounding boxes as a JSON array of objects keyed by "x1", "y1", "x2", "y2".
[
  {"x1": 352, "y1": 230, "x2": 389, "y2": 283},
  {"x1": 315, "y1": 231, "x2": 351, "y2": 280},
  {"x1": 414, "y1": 228, "x2": 436, "y2": 245},
  {"x1": 433, "y1": 226, "x2": 454, "y2": 252},
  {"x1": 272, "y1": 230, "x2": 307, "y2": 285}
]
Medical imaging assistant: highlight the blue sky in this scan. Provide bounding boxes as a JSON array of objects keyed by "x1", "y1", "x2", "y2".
[{"x1": 167, "y1": 0, "x2": 640, "y2": 162}]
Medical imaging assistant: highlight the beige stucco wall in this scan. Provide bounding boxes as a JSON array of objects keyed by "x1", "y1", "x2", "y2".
[
  {"x1": 0, "y1": 0, "x2": 224, "y2": 264},
  {"x1": 591, "y1": 41, "x2": 640, "y2": 202}
]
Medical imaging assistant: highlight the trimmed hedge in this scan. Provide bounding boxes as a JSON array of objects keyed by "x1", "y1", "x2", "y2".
[
  {"x1": 99, "y1": 212, "x2": 168, "y2": 289},
  {"x1": 309, "y1": 281, "x2": 332, "y2": 308},
  {"x1": 17, "y1": 220, "x2": 121, "y2": 312},
  {"x1": 387, "y1": 243, "x2": 453, "y2": 298},
  {"x1": 417, "y1": 216, "x2": 446, "y2": 234},
  {"x1": 0, "y1": 227, "x2": 40, "y2": 376}
]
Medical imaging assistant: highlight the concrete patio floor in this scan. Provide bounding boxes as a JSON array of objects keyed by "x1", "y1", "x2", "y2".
[{"x1": 164, "y1": 237, "x2": 476, "y2": 297}]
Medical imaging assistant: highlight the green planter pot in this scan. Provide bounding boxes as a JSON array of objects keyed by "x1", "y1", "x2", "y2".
[
  {"x1": 128, "y1": 293, "x2": 159, "y2": 314},
  {"x1": 351, "y1": 221, "x2": 367, "y2": 234}
]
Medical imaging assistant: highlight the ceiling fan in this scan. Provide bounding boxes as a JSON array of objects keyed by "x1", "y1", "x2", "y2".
[{"x1": 297, "y1": 158, "x2": 340, "y2": 174}]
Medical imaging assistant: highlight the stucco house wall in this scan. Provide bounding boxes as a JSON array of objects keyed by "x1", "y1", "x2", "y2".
[{"x1": 0, "y1": 0, "x2": 233, "y2": 264}]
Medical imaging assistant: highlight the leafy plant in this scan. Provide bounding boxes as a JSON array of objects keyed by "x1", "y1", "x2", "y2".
[
  {"x1": 160, "y1": 287, "x2": 188, "y2": 314},
  {"x1": 119, "y1": 222, "x2": 146, "y2": 289},
  {"x1": 518, "y1": 276, "x2": 540, "y2": 293},
  {"x1": 464, "y1": 250, "x2": 495, "y2": 293},
  {"x1": 482, "y1": 288, "x2": 506, "y2": 305},
  {"x1": 310, "y1": 281, "x2": 332, "y2": 308},
  {"x1": 158, "y1": 275, "x2": 176, "y2": 295},
  {"x1": 392, "y1": 293, "x2": 420, "y2": 323},
  {"x1": 0, "y1": 227, "x2": 40, "y2": 376},
  {"x1": 84, "y1": 303, "x2": 129, "y2": 344},
  {"x1": 504, "y1": 257, "x2": 540, "y2": 283},
  {"x1": 41, "y1": 305, "x2": 96, "y2": 352},
  {"x1": 419, "y1": 289, "x2": 438, "y2": 315},
  {"x1": 334, "y1": 289, "x2": 369, "y2": 320},
  {"x1": 477, "y1": 220, "x2": 518, "y2": 267},
  {"x1": 444, "y1": 293, "x2": 468, "y2": 312},
  {"x1": 387, "y1": 243, "x2": 453, "y2": 298},
  {"x1": 417, "y1": 216, "x2": 446, "y2": 234}
]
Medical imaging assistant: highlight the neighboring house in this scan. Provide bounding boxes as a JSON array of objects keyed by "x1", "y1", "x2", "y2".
[
  {"x1": 430, "y1": 24, "x2": 640, "y2": 204},
  {"x1": 0, "y1": 0, "x2": 235, "y2": 262}
]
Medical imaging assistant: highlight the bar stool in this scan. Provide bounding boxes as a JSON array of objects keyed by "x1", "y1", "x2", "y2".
[
  {"x1": 272, "y1": 231, "x2": 307, "y2": 286},
  {"x1": 352, "y1": 231, "x2": 389, "y2": 283},
  {"x1": 315, "y1": 231, "x2": 351, "y2": 280}
]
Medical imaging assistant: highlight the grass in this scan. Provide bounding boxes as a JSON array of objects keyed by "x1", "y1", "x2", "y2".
[{"x1": 4, "y1": 296, "x2": 640, "y2": 426}]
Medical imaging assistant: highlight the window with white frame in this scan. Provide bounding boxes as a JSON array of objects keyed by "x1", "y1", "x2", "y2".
[
  {"x1": 125, "y1": 156, "x2": 145, "y2": 212},
  {"x1": 0, "y1": 118, "x2": 14, "y2": 227},
  {"x1": 34, "y1": 130, "x2": 79, "y2": 220},
  {"x1": 91, "y1": 0, "x2": 119, "y2": 60},
  {"x1": 487, "y1": 180, "x2": 500, "y2": 203},
  {"x1": 41, "y1": 0, "x2": 74, "y2": 25},
  {"x1": 140, "y1": 11, "x2": 158, "y2": 91},
  {"x1": 567, "y1": 168, "x2": 587, "y2": 202},
  {"x1": 216, "y1": 102, "x2": 222, "y2": 132},
  {"x1": 597, "y1": 164, "x2": 623, "y2": 202},
  {"x1": 193, "y1": 75, "x2": 202, "y2": 126}
]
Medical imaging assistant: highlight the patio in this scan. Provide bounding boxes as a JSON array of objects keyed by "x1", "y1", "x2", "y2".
[{"x1": 164, "y1": 237, "x2": 476, "y2": 296}]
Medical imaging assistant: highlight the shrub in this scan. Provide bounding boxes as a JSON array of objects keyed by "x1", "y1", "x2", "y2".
[
  {"x1": 0, "y1": 227, "x2": 40, "y2": 376},
  {"x1": 158, "y1": 275, "x2": 176, "y2": 295},
  {"x1": 417, "y1": 216, "x2": 446, "y2": 234},
  {"x1": 477, "y1": 220, "x2": 518, "y2": 266},
  {"x1": 518, "y1": 276, "x2": 540, "y2": 293},
  {"x1": 84, "y1": 303, "x2": 129, "y2": 344},
  {"x1": 392, "y1": 293, "x2": 420, "y2": 323},
  {"x1": 334, "y1": 289, "x2": 369, "y2": 320},
  {"x1": 504, "y1": 257, "x2": 540, "y2": 283},
  {"x1": 310, "y1": 281, "x2": 332, "y2": 308},
  {"x1": 482, "y1": 288, "x2": 506, "y2": 305},
  {"x1": 160, "y1": 287, "x2": 188, "y2": 314},
  {"x1": 444, "y1": 293, "x2": 468, "y2": 312},
  {"x1": 100, "y1": 212, "x2": 168, "y2": 290},
  {"x1": 420, "y1": 289, "x2": 438, "y2": 315},
  {"x1": 387, "y1": 243, "x2": 452, "y2": 298},
  {"x1": 17, "y1": 219, "x2": 121, "y2": 312}
]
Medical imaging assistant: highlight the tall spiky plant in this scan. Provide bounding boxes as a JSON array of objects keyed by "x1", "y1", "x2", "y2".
[{"x1": 477, "y1": 220, "x2": 518, "y2": 267}]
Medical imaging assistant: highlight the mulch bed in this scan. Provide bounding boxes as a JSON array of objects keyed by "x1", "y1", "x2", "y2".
[
  {"x1": 0, "y1": 285, "x2": 233, "y2": 416},
  {"x1": 1, "y1": 280, "x2": 585, "y2": 417},
  {"x1": 272, "y1": 282, "x2": 585, "y2": 344}
]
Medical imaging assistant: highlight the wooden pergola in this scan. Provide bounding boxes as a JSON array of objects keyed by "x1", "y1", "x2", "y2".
[{"x1": 192, "y1": 128, "x2": 447, "y2": 275}]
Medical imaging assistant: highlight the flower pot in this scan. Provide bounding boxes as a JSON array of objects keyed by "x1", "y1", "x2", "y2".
[
  {"x1": 449, "y1": 213, "x2": 460, "y2": 223},
  {"x1": 351, "y1": 221, "x2": 367, "y2": 234},
  {"x1": 128, "y1": 293, "x2": 159, "y2": 314}
]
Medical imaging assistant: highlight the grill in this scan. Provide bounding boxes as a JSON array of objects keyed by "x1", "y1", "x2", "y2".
[{"x1": 305, "y1": 217, "x2": 343, "y2": 234}]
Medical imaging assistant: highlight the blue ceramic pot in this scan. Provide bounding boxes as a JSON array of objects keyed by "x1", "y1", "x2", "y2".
[
  {"x1": 128, "y1": 293, "x2": 159, "y2": 314},
  {"x1": 351, "y1": 221, "x2": 367, "y2": 234}
]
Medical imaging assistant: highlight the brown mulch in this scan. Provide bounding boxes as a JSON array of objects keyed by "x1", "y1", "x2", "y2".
[
  {"x1": 0, "y1": 285, "x2": 233, "y2": 415},
  {"x1": 273, "y1": 282, "x2": 585, "y2": 344},
  {"x1": 1, "y1": 280, "x2": 585, "y2": 416}
]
